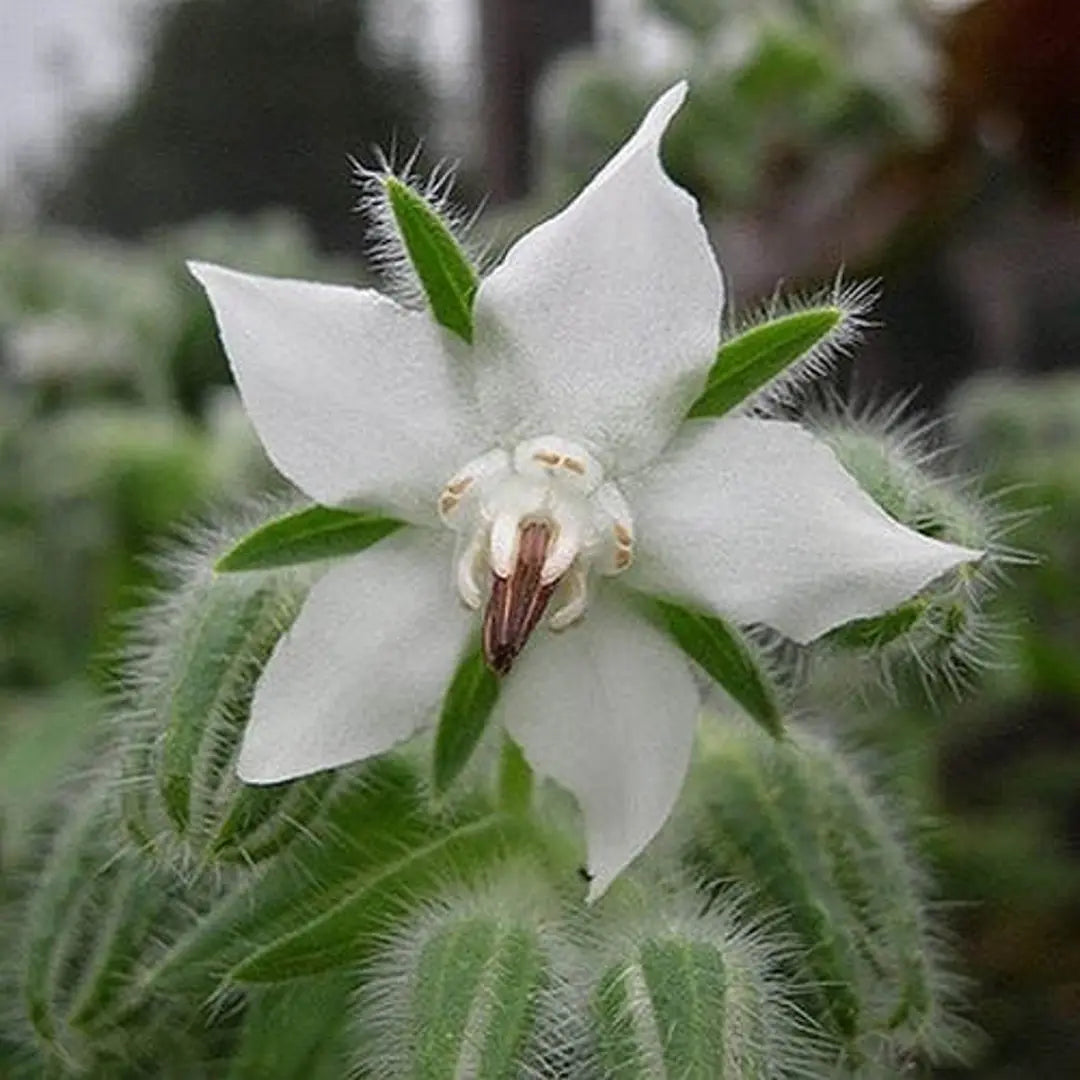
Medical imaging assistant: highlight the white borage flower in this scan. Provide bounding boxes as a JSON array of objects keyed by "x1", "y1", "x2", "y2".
[{"x1": 189, "y1": 83, "x2": 979, "y2": 899}]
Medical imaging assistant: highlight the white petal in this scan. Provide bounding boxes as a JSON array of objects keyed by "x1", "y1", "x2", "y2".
[
  {"x1": 190, "y1": 262, "x2": 483, "y2": 526},
  {"x1": 625, "y1": 418, "x2": 983, "y2": 643},
  {"x1": 472, "y1": 83, "x2": 722, "y2": 473},
  {"x1": 496, "y1": 592, "x2": 699, "y2": 900},
  {"x1": 238, "y1": 529, "x2": 472, "y2": 782}
]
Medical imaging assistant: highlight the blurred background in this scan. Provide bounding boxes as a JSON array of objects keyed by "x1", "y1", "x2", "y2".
[{"x1": 1, "y1": 1, "x2": 1078, "y2": 1075}]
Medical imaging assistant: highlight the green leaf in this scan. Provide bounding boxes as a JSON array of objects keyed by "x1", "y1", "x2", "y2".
[
  {"x1": 643, "y1": 597, "x2": 783, "y2": 739},
  {"x1": 216, "y1": 505, "x2": 403, "y2": 572},
  {"x1": 433, "y1": 645, "x2": 500, "y2": 795},
  {"x1": 120, "y1": 759, "x2": 545, "y2": 997},
  {"x1": 227, "y1": 976, "x2": 353, "y2": 1080},
  {"x1": 209, "y1": 772, "x2": 337, "y2": 864},
  {"x1": 230, "y1": 810, "x2": 538, "y2": 983},
  {"x1": 385, "y1": 175, "x2": 479, "y2": 343},
  {"x1": 687, "y1": 307, "x2": 843, "y2": 419}
]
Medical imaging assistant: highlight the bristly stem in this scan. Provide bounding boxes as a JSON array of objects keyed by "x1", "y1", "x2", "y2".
[{"x1": 498, "y1": 735, "x2": 533, "y2": 814}]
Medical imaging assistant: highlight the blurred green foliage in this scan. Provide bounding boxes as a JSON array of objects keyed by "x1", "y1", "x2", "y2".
[
  {"x1": 0, "y1": 214, "x2": 361, "y2": 861},
  {"x1": 535, "y1": 0, "x2": 941, "y2": 214},
  {"x1": 930, "y1": 377, "x2": 1080, "y2": 1078}
]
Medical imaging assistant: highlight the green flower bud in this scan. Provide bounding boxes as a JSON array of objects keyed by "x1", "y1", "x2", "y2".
[
  {"x1": 809, "y1": 404, "x2": 1021, "y2": 694},
  {"x1": 686, "y1": 716, "x2": 975, "y2": 1071},
  {"x1": 351, "y1": 873, "x2": 576, "y2": 1079},
  {"x1": 114, "y1": 501, "x2": 319, "y2": 868},
  {"x1": 587, "y1": 892, "x2": 830, "y2": 1078}
]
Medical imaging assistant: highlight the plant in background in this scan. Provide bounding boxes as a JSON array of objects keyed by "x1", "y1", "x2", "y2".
[{"x1": 1, "y1": 85, "x2": 1008, "y2": 1077}]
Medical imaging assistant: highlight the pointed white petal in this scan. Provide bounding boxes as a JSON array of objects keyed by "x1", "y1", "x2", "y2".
[
  {"x1": 238, "y1": 529, "x2": 471, "y2": 782},
  {"x1": 625, "y1": 418, "x2": 983, "y2": 644},
  {"x1": 190, "y1": 262, "x2": 483, "y2": 525},
  {"x1": 496, "y1": 592, "x2": 699, "y2": 900},
  {"x1": 472, "y1": 84, "x2": 722, "y2": 472}
]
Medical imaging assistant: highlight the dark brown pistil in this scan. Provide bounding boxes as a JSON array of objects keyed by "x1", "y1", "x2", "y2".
[{"x1": 482, "y1": 520, "x2": 558, "y2": 676}]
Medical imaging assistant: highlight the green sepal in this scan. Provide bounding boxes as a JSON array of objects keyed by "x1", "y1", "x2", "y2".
[
  {"x1": 216, "y1": 505, "x2": 403, "y2": 572},
  {"x1": 20, "y1": 795, "x2": 178, "y2": 1058},
  {"x1": 384, "y1": 175, "x2": 479, "y2": 343},
  {"x1": 688, "y1": 307, "x2": 843, "y2": 419},
  {"x1": 432, "y1": 643, "x2": 500, "y2": 795},
  {"x1": 641, "y1": 596, "x2": 783, "y2": 739},
  {"x1": 827, "y1": 596, "x2": 929, "y2": 650},
  {"x1": 22, "y1": 798, "x2": 112, "y2": 1049}
]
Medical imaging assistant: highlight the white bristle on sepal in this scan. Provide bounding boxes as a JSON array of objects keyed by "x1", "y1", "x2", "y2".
[
  {"x1": 350, "y1": 146, "x2": 492, "y2": 310},
  {"x1": 735, "y1": 274, "x2": 881, "y2": 417}
]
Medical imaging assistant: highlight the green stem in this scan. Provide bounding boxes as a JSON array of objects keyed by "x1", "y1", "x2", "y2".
[{"x1": 497, "y1": 736, "x2": 533, "y2": 815}]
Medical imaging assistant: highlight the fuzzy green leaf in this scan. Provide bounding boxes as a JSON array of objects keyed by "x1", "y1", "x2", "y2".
[
  {"x1": 216, "y1": 505, "x2": 403, "y2": 572},
  {"x1": 433, "y1": 645, "x2": 500, "y2": 795},
  {"x1": 230, "y1": 810, "x2": 539, "y2": 983},
  {"x1": 644, "y1": 597, "x2": 783, "y2": 739},
  {"x1": 210, "y1": 772, "x2": 337, "y2": 864},
  {"x1": 124, "y1": 759, "x2": 544, "y2": 997},
  {"x1": 227, "y1": 976, "x2": 353, "y2": 1080},
  {"x1": 688, "y1": 307, "x2": 842, "y2": 419},
  {"x1": 385, "y1": 175, "x2": 479, "y2": 343}
]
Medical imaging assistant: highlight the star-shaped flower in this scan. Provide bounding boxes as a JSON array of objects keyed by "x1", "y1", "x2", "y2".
[{"x1": 191, "y1": 84, "x2": 978, "y2": 898}]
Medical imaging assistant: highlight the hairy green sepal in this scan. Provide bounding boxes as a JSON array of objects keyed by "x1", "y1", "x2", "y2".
[
  {"x1": 433, "y1": 644, "x2": 500, "y2": 795},
  {"x1": 215, "y1": 505, "x2": 403, "y2": 572},
  {"x1": 827, "y1": 596, "x2": 929, "y2": 649},
  {"x1": 688, "y1": 307, "x2": 842, "y2": 419},
  {"x1": 644, "y1": 597, "x2": 783, "y2": 739},
  {"x1": 385, "y1": 175, "x2": 479, "y2": 343}
]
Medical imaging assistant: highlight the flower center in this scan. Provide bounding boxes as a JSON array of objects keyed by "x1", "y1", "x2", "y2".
[{"x1": 438, "y1": 436, "x2": 635, "y2": 674}]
